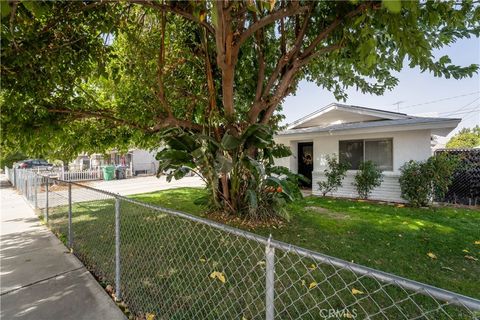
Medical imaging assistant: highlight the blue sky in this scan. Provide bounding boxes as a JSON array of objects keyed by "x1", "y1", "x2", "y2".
[{"x1": 282, "y1": 37, "x2": 480, "y2": 137}]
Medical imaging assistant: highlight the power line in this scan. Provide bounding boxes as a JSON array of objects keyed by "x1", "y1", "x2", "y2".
[
  {"x1": 441, "y1": 97, "x2": 480, "y2": 116},
  {"x1": 442, "y1": 107, "x2": 479, "y2": 117},
  {"x1": 460, "y1": 110, "x2": 480, "y2": 123},
  {"x1": 400, "y1": 91, "x2": 480, "y2": 110},
  {"x1": 439, "y1": 105, "x2": 479, "y2": 116}
]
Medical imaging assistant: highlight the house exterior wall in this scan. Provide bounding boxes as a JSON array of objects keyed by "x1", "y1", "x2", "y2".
[
  {"x1": 90, "y1": 155, "x2": 105, "y2": 169},
  {"x1": 132, "y1": 149, "x2": 159, "y2": 174},
  {"x1": 274, "y1": 129, "x2": 433, "y2": 202}
]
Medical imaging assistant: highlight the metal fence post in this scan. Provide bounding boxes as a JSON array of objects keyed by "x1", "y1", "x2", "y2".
[
  {"x1": 30, "y1": 174, "x2": 33, "y2": 202},
  {"x1": 45, "y1": 177, "x2": 49, "y2": 224},
  {"x1": 115, "y1": 197, "x2": 122, "y2": 301},
  {"x1": 68, "y1": 182, "x2": 73, "y2": 249},
  {"x1": 28, "y1": 174, "x2": 31, "y2": 201},
  {"x1": 34, "y1": 175, "x2": 38, "y2": 209},
  {"x1": 265, "y1": 235, "x2": 275, "y2": 320},
  {"x1": 24, "y1": 177, "x2": 28, "y2": 199}
]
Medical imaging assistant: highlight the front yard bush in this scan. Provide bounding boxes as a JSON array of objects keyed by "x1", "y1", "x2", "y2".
[
  {"x1": 398, "y1": 160, "x2": 430, "y2": 206},
  {"x1": 353, "y1": 161, "x2": 383, "y2": 199},
  {"x1": 317, "y1": 154, "x2": 349, "y2": 196},
  {"x1": 399, "y1": 153, "x2": 459, "y2": 207}
]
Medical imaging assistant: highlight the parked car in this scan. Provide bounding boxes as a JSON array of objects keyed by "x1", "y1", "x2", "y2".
[{"x1": 13, "y1": 159, "x2": 53, "y2": 170}]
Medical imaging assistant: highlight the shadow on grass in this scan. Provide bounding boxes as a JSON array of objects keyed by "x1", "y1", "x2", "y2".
[{"x1": 44, "y1": 195, "x2": 477, "y2": 319}]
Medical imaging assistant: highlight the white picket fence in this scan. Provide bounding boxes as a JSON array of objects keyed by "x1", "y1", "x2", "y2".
[
  {"x1": 62, "y1": 169, "x2": 102, "y2": 181},
  {"x1": 5, "y1": 166, "x2": 132, "y2": 182},
  {"x1": 61, "y1": 168, "x2": 132, "y2": 181}
]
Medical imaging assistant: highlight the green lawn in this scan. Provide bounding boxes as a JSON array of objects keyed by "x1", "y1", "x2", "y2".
[
  {"x1": 131, "y1": 188, "x2": 480, "y2": 299},
  {"x1": 45, "y1": 187, "x2": 480, "y2": 319}
]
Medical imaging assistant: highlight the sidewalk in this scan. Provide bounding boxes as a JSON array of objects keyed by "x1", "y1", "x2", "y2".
[{"x1": 0, "y1": 176, "x2": 126, "y2": 320}]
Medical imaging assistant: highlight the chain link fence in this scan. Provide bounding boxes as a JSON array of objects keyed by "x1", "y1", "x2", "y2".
[
  {"x1": 7, "y1": 169, "x2": 480, "y2": 319},
  {"x1": 435, "y1": 149, "x2": 480, "y2": 206}
]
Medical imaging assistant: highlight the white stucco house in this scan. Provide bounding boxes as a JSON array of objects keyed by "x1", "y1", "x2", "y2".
[{"x1": 274, "y1": 103, "x2": 461, "y2": 202}]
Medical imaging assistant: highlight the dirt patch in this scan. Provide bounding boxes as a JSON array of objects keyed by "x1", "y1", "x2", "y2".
[
  {"x1": 47, "y1": 181, "x2": 93, "y2": 192},
  {"x1": 305, "y1": 206, "x2": 350, "y2": 220},
  {"x1": 205, "y1": 211, "x2": 286, "y2": 230}
]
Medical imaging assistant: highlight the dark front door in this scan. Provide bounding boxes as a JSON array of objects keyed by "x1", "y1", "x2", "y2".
[{"x1": 298, "y1": 142, "x2": 313, "y2": 188}]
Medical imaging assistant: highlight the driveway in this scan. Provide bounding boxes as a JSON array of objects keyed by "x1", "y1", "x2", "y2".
[
  {"x1": 87, "y1": 175, "x2": 204, "y2": 196},
  {"x1": 32, "y1": 175, "x2": 205, "y2": 210}
]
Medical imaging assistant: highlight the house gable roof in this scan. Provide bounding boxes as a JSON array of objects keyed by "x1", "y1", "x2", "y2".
[
  {"x1": 287, "y1": 103, "x2": 410, "y2": 130},
  {"x1": 279, "y1": 103, "x2": 461, "y2": 137}
]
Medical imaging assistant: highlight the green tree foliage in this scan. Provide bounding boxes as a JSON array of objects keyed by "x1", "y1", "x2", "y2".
[
  {"x1": 446, "y1": 126, "x2": 480, "y2": 149},
  {"x1": 1, "y1": 1, "x2": 479, "y2": 218},
  {"x1": 157, "y1": 125, "x2": 304, "y2": 219},
  {"x1": 399, "y1": 154, "x2": 459, "y2": 207},
  {"x1": 317, "y1": 154, "x2": 349, "y2": 196},
  {"x1": 353, "y1": 161, "x2": 383, "y2": 199},
  {"x1": 0, "y1": 149, "x2": 27, "y2": 169}
]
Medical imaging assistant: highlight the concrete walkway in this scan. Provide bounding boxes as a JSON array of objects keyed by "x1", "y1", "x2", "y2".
[{"x1": 0, "y1": 176, "x2": 126, "y2": 320}]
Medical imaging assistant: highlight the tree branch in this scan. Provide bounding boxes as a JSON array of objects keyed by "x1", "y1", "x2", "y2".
[
  {"x1": 254, "y1": 2, "x2": 379, "y2": 125},
  {"x1": 47, "y1": 109, "x2": 154, "y2": 132},
  {"x1": 259, "y1": 4, "x2": 314, "y2": 102},
  {"x1": 298, "y1": 43, "x2": 344, "y2": 67},
  {"x1": 253, "y1": 13, "x2": 265, "y2": 104},
  {"x1": 200, "y1": 27, "x2": 218, "y2": 122},
  {"x1": 48, "y1": 108, "x2": 205, "y2": 133},
  {"x1": 234, "y1": 3, "x2": 309, "y2": 51},
  {"x1": 260, "y1": 67, "x2": 298, "y2": 124},
  {"x1": 151, "y1": 117, "x2": 205, "y2": 132},
  {"x1": 215, "y1": 1, "x2": 236, "y2": 121},
  {"x1": 129, "y1": 0, "x2": 215, "y2": 35},
  {"x1": 299, "y1": 2, "x2": 377, "y2": 61},
  {"x1": 155, "y1": 7, "x2": 173, "y2": 118}
]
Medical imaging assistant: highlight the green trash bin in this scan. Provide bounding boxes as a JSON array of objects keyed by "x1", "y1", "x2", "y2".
[{"x1": 102, "y1": 165, "x2": 115, "y2": 181}]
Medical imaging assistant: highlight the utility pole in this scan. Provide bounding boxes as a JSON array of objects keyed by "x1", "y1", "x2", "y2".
[{"x1": 393, "y1": 100, "x2": 405, "y2": 112}]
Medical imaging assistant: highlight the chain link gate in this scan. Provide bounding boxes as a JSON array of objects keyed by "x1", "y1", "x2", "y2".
[{"x1": 6, "y1": 169, "x2": 480, "y2": 319}]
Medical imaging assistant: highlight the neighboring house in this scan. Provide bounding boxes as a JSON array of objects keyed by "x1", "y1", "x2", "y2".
[
  {"x1": 70, "y1": 154, "x2": 91, "y2": 170},
  {"x1": 70, "y1": 149, "x2": 160, "y2": 175},
  {"x1": 114, "y1": 149, "x2": 159, "y2": 175},
  {"x1": 274, "y1": 103, "x2": 460, "y2": 202}
]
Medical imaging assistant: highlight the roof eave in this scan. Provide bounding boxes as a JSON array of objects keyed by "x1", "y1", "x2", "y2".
[
  {"x1": 286, "y1": 103, "x2": 410, "y2": 130},
  {"x1": 277, "y1": 118, "x2": 461, "y2": 137}
]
